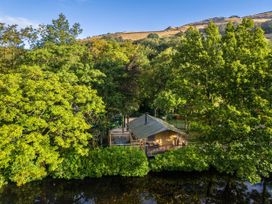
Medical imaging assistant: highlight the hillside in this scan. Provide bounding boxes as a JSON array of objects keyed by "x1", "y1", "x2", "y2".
[{"x1": 89, "y1": 11, "x2": 272, "y2": 41}]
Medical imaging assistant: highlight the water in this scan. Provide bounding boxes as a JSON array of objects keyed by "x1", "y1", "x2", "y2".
[{"x1": 0, "y1": 172, "x2": 271, "y2": 204}]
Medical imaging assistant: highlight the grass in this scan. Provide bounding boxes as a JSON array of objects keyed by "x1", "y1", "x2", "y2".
[
  {"x1": 167, "y1": 119, "x2": 186, "y2": 129},
  {"x1": 167, "y1": 119, "x2": 202, "y2": 144}
]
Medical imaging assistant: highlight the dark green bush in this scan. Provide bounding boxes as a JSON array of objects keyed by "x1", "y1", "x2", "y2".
[
  {"x1": 147, "y1": 33, "x2": 160, "y2": 39},
  {"x1": 149, "y1": 145, "x2": 210, "y2": 172},
  {"x1": 205, "y1": 141, "x2": 272, "y2": 183},
  {"x1": 53, "y1": 146, "x2": 149, "y2": 179},
  {"x1": 52, "y1": 151, "x2": 87, "y2": 179},
  {"x1": 0, "y1": 174, "x2": 7, "y2": 189}
]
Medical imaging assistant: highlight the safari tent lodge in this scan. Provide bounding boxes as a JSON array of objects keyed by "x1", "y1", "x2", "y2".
[{"x1": 109, "y1": 114, "x2": 187, "y2": 156}]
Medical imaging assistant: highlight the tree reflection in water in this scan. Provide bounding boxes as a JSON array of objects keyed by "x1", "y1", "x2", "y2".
[{"x1": 0, "y1": 172, "x2": 271, "y2": 204}]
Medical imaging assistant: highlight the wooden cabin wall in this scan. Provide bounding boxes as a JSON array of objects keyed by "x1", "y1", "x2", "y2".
[{"x1": 150, "y1": 131, "x2": 186, "y2": 146}]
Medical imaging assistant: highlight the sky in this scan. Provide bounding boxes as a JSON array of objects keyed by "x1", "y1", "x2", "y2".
[{"x1": 0, "y1": 0, "x2": 272, "y2": 38}]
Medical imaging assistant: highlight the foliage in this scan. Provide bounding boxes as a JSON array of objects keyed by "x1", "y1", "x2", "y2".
[
  {"x1": 25, "y1": 42, "x2": 105, "y2": 86},
  {"x1": 149, "y1": 19, "x2": 272, "y2": 182},
  {"x1": 37, "y1": 13, "x2": 82, "y2": 46},
  {"x1": 136, "y1": 36, "x2": 180, "y2": 59},
  {"x1": 0, "y1": 66, "x2": 104, "y2": 186},
  {"x1": 149, "y1": 145, "x2": 210, "y2": 172},
  {"x1": 153, "y1": 90, "x2": 186, "y2": 114},
  {"x1": 0, "y1": 13, "x2": 272, "y2": 187},
  {"x1": 88, "y1": 39, "x2": 148, "y2": 115},
  {"x1": 0, "y1": 23, "x2": 35, "y2": 73},
  {"x1": 206, "y1": 141, "x2": 272, "y2": 183},
  {"x1": 0, "y1": 174, "x2": 7, "y2": 189},
  {"x1": 53, "y1": 146, "x2": 149, "y2": 179},
  {"x1": 147, "y1": 33, "x2": 160, "y2": 39}
]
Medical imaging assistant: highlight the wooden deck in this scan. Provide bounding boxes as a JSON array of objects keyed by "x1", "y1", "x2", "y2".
[
  {"x1": 109, "y1": 128, "x2": 184, "y2": 157},
  {"x1": 146, "y1": 144, "x2": 184, "y2": 157},
  {"x1": 109, "y1": 124, "x2": 186, "y2": 157},
  {"x1": 109, "y1": 128, "x2": 131, "y2": 145}
]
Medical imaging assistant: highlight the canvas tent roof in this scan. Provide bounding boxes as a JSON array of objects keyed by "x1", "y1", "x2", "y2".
[{"x1": 128, "y1": 114, "x2": 186, "y2": 139}]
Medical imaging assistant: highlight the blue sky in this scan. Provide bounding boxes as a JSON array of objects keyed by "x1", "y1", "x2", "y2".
[{"x1": 0, "y1": 0, "x2": 272, "y2": 38}]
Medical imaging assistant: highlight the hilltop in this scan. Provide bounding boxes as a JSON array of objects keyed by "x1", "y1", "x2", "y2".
[{"x1": 87, "y1": 11, "x2": 272, "y2": 41}]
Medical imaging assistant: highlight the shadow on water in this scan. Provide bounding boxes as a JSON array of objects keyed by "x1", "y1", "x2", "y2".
[{"x1": 0, "y1": 171, "x2": 271, "y2": 204}]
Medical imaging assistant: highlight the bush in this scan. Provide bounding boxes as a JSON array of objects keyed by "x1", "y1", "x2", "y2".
[
  {"x1": 52, "y1": 152, "x2": 87, "y2": 179},
  {"x1": 53, "y1": 146, "x2": 149, "y2": 179},
  {"x1": 0, "y1": 174, "x2": 7, "y2": 189},
  {"x1": 190, "y1": 121, "x2": 211, "y2": 133},
  {"x1": 149, "y1": 145, "x2": 210, "y2": 172},
  {"x1": 206, "y1": 141, "x2": 272, "y2": 183},
  {"x1": 147, "y1": 33, "x2": 160, "y2": 39}
]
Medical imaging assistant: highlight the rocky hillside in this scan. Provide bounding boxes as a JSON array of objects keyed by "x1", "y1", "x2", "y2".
[{"x1": 89, "y1": 11, "x2": 272, "y2": 41}]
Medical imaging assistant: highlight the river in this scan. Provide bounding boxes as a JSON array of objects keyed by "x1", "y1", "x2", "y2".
[{"x1": 0, "y1": 172, "x2": 271, "y2": 204}]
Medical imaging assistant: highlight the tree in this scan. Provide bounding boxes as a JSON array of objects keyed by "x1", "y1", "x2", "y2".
[
  {"x1": 0, "y1": 23, "x2": 36, "y2": 72},
  {"x1": 88, "y1": 39, "x2": 148, "y2": 116},
  {"x1": 25, "y1": 42, "x2": 104, "y2": 86},
  {"x1": 37, "y1": 13, "x2": 82, "y2": 46},
  {"x1": 152, "y1": 19, "x2": 272, "y2": 182},
  {"x1": 0, "y1": 66, "x2": 104, "y2": 186},
  {"x1": 143, "y1": 48, "x2": 183, "y2": 115},
  {"x1": 157, "y1": 24, "x2": 224, "y2": 130}
]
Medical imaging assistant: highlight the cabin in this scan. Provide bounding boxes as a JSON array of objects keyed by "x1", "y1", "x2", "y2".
[
  {"x1": 108, "y1": 114, "x2": 187, "y2": 156},
  {"x1": 128, "y1": 114, "x2": 187, "y2": 156}
]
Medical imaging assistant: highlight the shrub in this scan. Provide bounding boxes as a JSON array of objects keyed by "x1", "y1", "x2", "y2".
[
  {"x1": 149, "y1": 145, "x2": 210, "y2": 172},
  {"x1": 147, "y1": 33, "x2": 160, "y2": 39},
  {"x1": 0, "y1": 174, "x2": 7, "y2": 189},
  {"x1": 51, "y1": 152, "x2": 86, "y2": 179},
  {"x1": 206, "y1": 141, "x2": 272, "y2": 183},
  {"x1": 53, "y1": 146, "x2": 149, "y2": 179}
]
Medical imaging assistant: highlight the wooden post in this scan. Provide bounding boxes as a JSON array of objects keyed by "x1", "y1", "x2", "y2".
[
  {"x1": 144, "y1": 139, "x2": 149, "y2": 157},
  {"x1": 122, "y1": 114, "x2": 125, "y2": 133},
  {"x1": 109, "y1": 130, "x2": 111, "y2": 147},
  {"x1": 126, "y1": 115, "x2": 129, "y2": 131}
]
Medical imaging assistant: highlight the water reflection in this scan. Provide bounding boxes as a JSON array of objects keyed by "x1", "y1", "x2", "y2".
[{"x1": 0, "y1": 172, "x2": 271, "y2": 204}]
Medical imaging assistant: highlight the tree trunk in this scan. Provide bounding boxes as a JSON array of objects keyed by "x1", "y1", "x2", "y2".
[{"x1": 262, "y1": 179, "x2": 267, "y2": 204}]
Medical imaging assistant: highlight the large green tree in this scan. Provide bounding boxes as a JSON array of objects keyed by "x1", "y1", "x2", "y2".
[
  {"x1": 0, "y1": 14, "x2": 106, "y2": 187},
  {"x1": 153, "y1": 19, "x2": 272, "y2": 182},
  {"x1": 88, "y1": 39, "x2": 148, "y2": 116},
  {"x1": 0, "y1": 66, "x2": 104, "y2": 186},
  {"x1": 0, "y1": 23, "x2": 36, "y2": 72},
  {"x1": 37, "y1": 13, "x2": 82, "y2": 46}
]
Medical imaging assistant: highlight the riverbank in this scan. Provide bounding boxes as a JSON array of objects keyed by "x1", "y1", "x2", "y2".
[
  {"x1": 1, "y1": 171, "x2": 271, "y2": 203},
  {"x1": 1, "y1": 145, "x2": 271, "y2": 189}
]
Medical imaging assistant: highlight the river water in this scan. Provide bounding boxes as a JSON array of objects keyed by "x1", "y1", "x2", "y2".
[{"x1": 0, "y1": 172, "x2": 271, "y2": 204}]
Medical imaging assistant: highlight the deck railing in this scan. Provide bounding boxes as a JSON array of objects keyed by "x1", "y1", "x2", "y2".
[{"x1": 110, "y1": 142, "x2": 184, "y2": 157}]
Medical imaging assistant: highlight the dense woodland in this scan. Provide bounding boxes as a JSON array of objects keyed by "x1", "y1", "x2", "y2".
[{"x1": 0, "y1": 14, "x2": 271, "y2": 187}]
